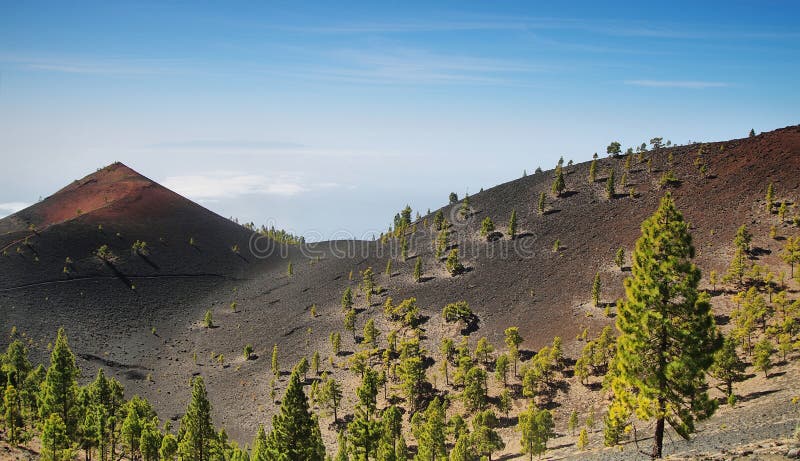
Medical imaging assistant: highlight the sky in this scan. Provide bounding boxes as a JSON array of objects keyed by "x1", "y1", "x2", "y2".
[{"x1": 1, "y1": 1, "x2": 798, "y2": 240}]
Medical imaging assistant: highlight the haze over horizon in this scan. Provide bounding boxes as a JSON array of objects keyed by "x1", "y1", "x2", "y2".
[{"x1": 1, "y1": 1, "x2": 798, "y2": 239}]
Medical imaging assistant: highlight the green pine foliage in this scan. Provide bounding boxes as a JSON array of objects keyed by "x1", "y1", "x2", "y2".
[
  {"x1": 552, "y1": 168, "x2": 566, "y2": 197},
  {"x1": 606, "y1": 168, "x2": 616, "y2": 199},
  {"x1": 178, "y1": 377, "x2": 217, "y2": 461},
  {"x1": 39, "y1": 328, "x2": 81, "y2": 440},
  {"x1": 518, "y1": 403, "x2": 554, "y2": 460},
  {"x1": 614, "y1": 247, "x2": 625, "y2": 269},
  {"x1": 537, "y1": 191, "x2": 546, "y2": 215},
  {"x1": 508, "y1": 210, "x2": 517, "y2": 240},
  {"x1": 709, "y1": 336, "x2": 746, "y2": 399},
  {"x1": 609, "y1": 193, "x2": 720, "y2": 458},
  {"x1": 413, "y1": 256, "x2": 423, "y2": 282},
  {"x1": 266, "y1": 371, "x2": 325, "y2": 460},
  {"x1": 446, "y1": 249, "x2": 464, "y2": 276},
  {"x1": 480, "y1": 217, "x2": 495, "y2": 239},
  {"x1": 591, "y1": 273, "x2": 601, "y2": 307}
]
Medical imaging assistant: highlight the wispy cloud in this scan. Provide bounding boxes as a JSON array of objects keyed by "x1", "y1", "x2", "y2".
[
  {"x1": 0, "y1": 53, "x2": 177, "y2": 75},
  {"x1": 161, "y1": 172, "x2": 339, "y2": 200},
  {"x1": 0, "y1": 202, "x2": 30, "y2": 217},
  {"x1": 148, "y1": 140, "x2": 306, "y2": 150},
  {"x1": 271, "y1": 20, "x2": 528, "y2": 34},
  {"x1": 266, "y1": 47, "x2": 555, "y2": 86},
  {"x1": 624, "y1": 80, "x2": 731, "y2": 89}
]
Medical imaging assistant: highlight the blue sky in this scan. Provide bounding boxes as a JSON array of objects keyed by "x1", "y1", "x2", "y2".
[{"x1": 1, "y1": 1, "x2": 798, "y2": 239}]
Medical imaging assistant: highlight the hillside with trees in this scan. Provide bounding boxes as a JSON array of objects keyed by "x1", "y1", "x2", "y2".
[{"x1": 2, "y1": 125, "x2": 800, "y2": 459}]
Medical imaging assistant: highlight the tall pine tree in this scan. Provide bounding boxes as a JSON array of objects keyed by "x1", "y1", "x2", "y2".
[
  {"x1": 39, "y1": 328, "x2": 80, "y2": 440},
  {"x1": 266, "y1": 370, "x2": 325, "y2": 460},
  {"x1": 178, "y1": 377, "x2": 216, "y2": 461},
  {"x1": 609, "y1": 193, "x2": 720, "y2": 458}
]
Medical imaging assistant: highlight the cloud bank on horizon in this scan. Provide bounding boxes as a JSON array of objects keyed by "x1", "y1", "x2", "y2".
[{"x1": 0, "y1": 1, "x2": 798, "y2": 237}]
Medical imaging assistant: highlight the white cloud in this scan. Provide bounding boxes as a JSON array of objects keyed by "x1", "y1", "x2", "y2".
[
  {"x1": 161, "y1": 172, "x2": 328, "y2": 200},
  {"x1": 624, "y1": 80, "x2": 730, "y2": 89},
  {"x1": 0, "y1": 202, "x2": 30, "y2": 217}
]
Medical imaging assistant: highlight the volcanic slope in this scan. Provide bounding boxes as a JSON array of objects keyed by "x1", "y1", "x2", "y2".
[{"x1": 1, "y1": 126, "x2": 800, "y2": 453}]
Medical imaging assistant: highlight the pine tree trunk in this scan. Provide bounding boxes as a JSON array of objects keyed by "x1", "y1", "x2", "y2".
[{"x1": 652, "y1": 416, "x2": 664, "y2": 459}]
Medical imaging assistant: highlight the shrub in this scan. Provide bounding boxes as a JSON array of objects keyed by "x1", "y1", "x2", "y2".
[
  {"x1": 442, "y1": 301, "x2": 473, "y2": 324},
  {"x1": 658, "y1": 171, "x2": 681, "y2": 188},
  {"x1": 480, "y1": 217, "x2": 495, "y2": 239},
  {"x1": 203, "y1": 310, "x2": 213, "y2": 328},
  {"x1": 446, "y1": 249, "x2": 464, "y2": 276},
  {"x1": 131, "y1": 240, "x2": 149, "y2": 256}
]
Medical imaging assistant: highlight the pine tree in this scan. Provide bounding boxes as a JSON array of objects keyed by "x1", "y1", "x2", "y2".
[
  {"x1": 415, "y1": 398, "x2": 447, "y2": 461},
  {"x1": 709, "y1": 336, "x2": 746, "y2": 399},
  {"x1": 311, "y1": 351, "x2": 320, "y2": 376},
  {"x1": 414, "y1": 257, "x2": 423, "y2": 282},
  {"x1": 480, "y1": 217, "x2": 495, "y2": 239},
  {"x1": 588, "y1": 159, "x2": 597, "y2": 183},
  {"x1": 567, "y1": 410, "x2": 578, "y2": 436},
  {"x1": 178, "y1": 377, "x2": 216, "y2": 461},
  {"x1": 41, "y1": 413, "x2": 70, "y2": 461},
  {"x1": 614, "y1": 247, "x2": 625, "y2": 269},
  {"x1": 363, "y1": 318, "x2": 380, "y2": 349},
  {"x1": 345, "y1": 309, "x2": 357, "y2": 342},
  {"x1": 765, "y1": 182, "x2": 775, "y2": 212},
  {"x1": 361, "y1": 267, "x2": 375, "y2": 305},
  {"x1": 504, "y1": 327, "x2": 523, "y2": 377},
  {"x1": 537, "y1": 192, "x2": 546, "y2": 215},
  {"x1": 446, "y1": 249, "x2": 464, "y2": 276},
  {"x1": 577, "y1": 428, "x2": 588, "y2": 450},
  {"x1": 331, "y1": 332, "x2": 342, "y2": 356},
  {"x1": 334, "y1": 431, "x2": 348, "y2": 461},
  {"x1": 462, "y1": 366, "x2": 488, "y2": 413},
  {"x1": 287, "y1": 261, "x2": 293, "y2": 277},
  {"x1": 385, "y1": 259, "x2": 392, "y2": 277},
  {"x1": 3, "y1": 384, "x2": 22, "y2": 445},
  {"x1": 609, "y1": 193, "x2": 720, "y2": 458},
  {"x1": 605, "y1": 169, "x2": 615, "y2": 199},
  {"x1": 494, "y1": 354, "x2": 509, "y2": 387},
  {"x1": 449, "y1": 432, "x2": 474, "y2": 461},
  {"x1": 40, "y1": 328, "x2": 80, "y2": 440},
  {"x1": 318, "y1": 375, "x2": 343, "y2": 423},
  {"x1": 347, "y1": 369, "x2": 382, "y2": 461},
  {"x1": 251, "y1": 425, "x2": 269, "y2": 461},
  {"x1": 591, "y1": 272, "x2": 601, "y2": 307},
  {"x1": 342, "y1": 287, "x2": 354, "y2": 312},
  {"x1": 268, "y1": 373, "x2": 325, "y2": 460},
  {"x1": 203, "y1": 310, "x2": 213, "y2": 328},
  {"x1": 159, "y1": 434, "x2": 178, "y2": 461},
  {"x1": 781, "y1": 236, "x2": 800, "y2": 278},
  {"x1": 271, "y1": 345, "x2": 279, "y2": 376},
  {"x1": 472, "y1": 410, "x2": 504, "y2": 461},
  {"x1": 724, "y1": 247, "x2": 749, "y2": 287},
  {"x1": 753, "y1": 338, "x2": 774, "y2": 378},
  {"x1": 749, "y1": 128, "x2": 756, "y2": 137},
  {"x1": 121, "y1": 405, "x2": 142, "y2": 458},
  {"x1": 552, "y1": 168, "x2": 566, "y2": 197},
  {"x1": 517, "y1": 404, "x2": 554, "y2": 461},
  {"x1": 508, "y1": 210, "x2": 518, "y2": 240}
]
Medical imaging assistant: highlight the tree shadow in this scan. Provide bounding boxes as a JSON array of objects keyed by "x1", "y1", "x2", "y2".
[
  {"x1": 487, "y1": 231, "x2": 504, "y2": 242},
  {"x1": 543, "y1": 209, "x2": 561, "y2": 215},
  {"x1": 560, "y1": 190, "x2": 579, "y2": 198},
  {"x1": 739, "y1": 388, "x2": 780, "y2": 402},
  {"x1": 235, "y1": 252, "x2": 250, "y2": 263},
  {"x1": 103, "y1": 260, "x2": 133, "y2": 288},
  {"x1": 418, "y1": 276, "x2": 435, "y2": 283},
  {"x1": 139, "y1": 254, "x2": 161, "y2": 270},
  {"x1": 750, "y1": 247, "x2": 771, "y2": 257},
  {"x1": 515, "y1": 232, "x2": 535, "y2": 239},
  {"x1": 460, "y1": 316, "x2": 480, "y2": 336},
  {"x1": 714, "y1": 314, "x2": 730, "y2": 326}
]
